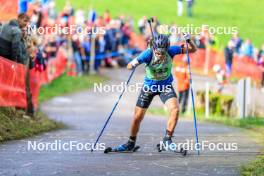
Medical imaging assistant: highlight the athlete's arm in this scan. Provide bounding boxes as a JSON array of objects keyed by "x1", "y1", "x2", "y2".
[
  {"x1": 182, "y1": 39, "x2": 197, "y2": 54},
  {"x1": 182, "y1": 33, "x2": 197, "y2": 54},
  {"x1": 127, "y1": 49, "x2": 152, "y2": 70},
  {"x1": 127, "y1": 59, "x2": 139, "y2": 70},
  {"x1": 168, "y1": 34, "x2": 197, "y2": 58}
]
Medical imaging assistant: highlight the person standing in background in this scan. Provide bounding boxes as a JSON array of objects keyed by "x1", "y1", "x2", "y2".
[
  {"x1": 104, "y1": 10, "x2": 111, "y2": 24},
  {"x1": 186, "y1": 0, "x2": 194, "y2": 17},
  {"x1": 231, "y1": 32, "x2": 243, "y2": 55},
  {"x1": 88, "y1": 6, "x2": 97, "y2": 24},
  {"x1": 177, "y1": 0, "x2": 183, "y2": 17},
  {"x1": 72, "y1": 34, "x2": 83, "y2": 76},
  {"x1": 174, "y1": 58, "x2": 190, "y2": 114},
  {"x1": 258, "y1": 44, "x2": 264, "y2": 92},
  {"x1": 224, "y1": 41, "x2": 234, "y2": 78},
  {"x1": 240, "y1": 39, "x2": 254, "y2": 59},
  {"x1": 138, "y1": 16, "x2": 146, "y2": 34}
]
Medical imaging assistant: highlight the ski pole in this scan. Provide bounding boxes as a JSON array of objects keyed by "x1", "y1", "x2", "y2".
[
  {"x1": 185, "y1": 41, "x2": 200, "y2": 155},
  {"x1": 147, "y1": 17, "x2": 155, "y2": 38},
  {"x1": 91, "y1": 68, "x2": 136, "y2": 152}
]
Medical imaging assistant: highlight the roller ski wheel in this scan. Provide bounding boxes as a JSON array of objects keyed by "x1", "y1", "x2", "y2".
[
  {"x1": 104, "y1": 145, "x2": 140, "y2": 154},
  {"x1": 156, "y1": 144, "x2": 187, "y2": 156}
]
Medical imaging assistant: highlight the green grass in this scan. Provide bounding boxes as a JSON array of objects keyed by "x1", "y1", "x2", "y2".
[
  {"x1": 39, "y1": 73, "x2": 108, "y2": 102},
  {"x1": 0, "y1": 107, "x2": 65, "y2": 142},
  {"x1": 148, "y1": 107, "x2": 264, "y2": 130},
  {"x1": 56, "y1": 0, "x2": 264, "y2": 47},
  {"x1": 148, "y1": 107, "x2": 264, "y2": 175},
  {"x1": 240, "y1": 155, "x2": 264, "y2": 176}
]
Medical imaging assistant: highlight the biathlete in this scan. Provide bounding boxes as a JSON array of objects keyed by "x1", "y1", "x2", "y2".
[{"x1": 117, "y1": 33, "x2": 197, "y2": 151}]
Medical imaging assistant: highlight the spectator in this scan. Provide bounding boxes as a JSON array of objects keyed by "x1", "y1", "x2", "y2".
[
  {"x1": 94, "y1": 34, "x2": 106, "y2": 72},
  {"x1": 224, "y1": 41, "x2": 234, "y2": 77},
  {"x1": 177, "y1": 0, "x2": 183, "y2": 17},
  {"x1": 186, "y1": 0, "x2": 194, "y2": 17},
  {"x1": 258, "y1": 58, "x2": 264, "y2": 92},
  {"x1": 81, "y1": 36, "x2": 91, "y2": 73},
  {"x1": 240, "y1": 39, "x2": 254, "y2": 58},
  {"x1": 127, "y1": 16, "x2": 134, "y2": 29},
  {"x1": 174, "y1": 58, "x2": 190, "y2": 114},
  {"x1": 138, "y1": 16, "x2": 146, "y2": 34},
  {"x1": 231, "y1": 32, "x2": 243, "y2": 55},
  {"x1": 47, "y1": 1, "x2": 57, "y2": 20},
  {"x1": 35, "y1": 47, "x2": 46, "y2": 72},
  {"x1": 258, "y1": 44, "x2": 264, "y2": 61},
  {"x1": 95, "y1": 16, "x2": 105, "y2": 27},
  {"x1": 24, "y1": 34, "x2": 38, "y2": 67},
  {"x1": 88, "y1": 6, "x2": 97, "y2": 24},
  {"x1": 30, "y1": 2, "x2": 43, "y2": 28},
  {"x1": 44, "y1": 35, "x2": 58, "y2": 59},
  {"x1": 121, "y1": 22, "x2": 132, "y2": 47},
  {"x1": 258, "y1": 44, "x2": 264, "y2": 91},
  {"x1": 195, "y1": 25, "x2": 209, "y2": 49},
  {"x1": 213, "y1": 65, "x2": 226, "y2": 93},
  {"x1": 75, "y1": 9, "x2": 85, "y2": 27},
  {"x1": 43, "y1": 35, "x2": 58, "y2": 79},
  {"x1": 72, "y1": 34, "x2": 83, "y2": 76},
  {"x1": 104, "y1": 10, "x2": 111, "y2": 24},
  {"x1": 0, "y1": 13, "x2": 30, "y2": 64}
]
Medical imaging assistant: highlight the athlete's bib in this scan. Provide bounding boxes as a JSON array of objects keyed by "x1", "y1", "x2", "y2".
[{"x1": 145, "y1": 52, "x2": 172, "y2": 81}]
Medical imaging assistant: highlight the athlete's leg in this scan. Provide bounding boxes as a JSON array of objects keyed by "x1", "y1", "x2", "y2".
[
  {"x1": 165, "y1": 97, "x2": 180, "y2": 134},
  {"x1": 159, "y1": 86, "x2": 180, "y2": 137},
  {"x1": 130, "y1": 106, "x2": 147, "y2": 136},
  {"x1": 119, "y1": 89, "x2": 155, "y2": 151}
]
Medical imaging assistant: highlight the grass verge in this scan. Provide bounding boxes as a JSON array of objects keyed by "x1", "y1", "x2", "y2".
[
  {"x1": 0, "y1": 107, "x2": 65, "y2": 142},
  {"x1": 147, "y1": 107, "x2": 264, "y2": 176},
  {"x1": 39, "y1": 73, "x2": 108, "y2": 102}
]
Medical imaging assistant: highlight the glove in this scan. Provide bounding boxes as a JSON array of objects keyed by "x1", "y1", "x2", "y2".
[{"x1": 183, "y1": 33, "x2": 191, "y2": 43}]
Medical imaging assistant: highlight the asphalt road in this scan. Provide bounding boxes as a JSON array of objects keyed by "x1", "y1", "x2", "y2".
[{"x1": 0, "y1": 67, "x2": 261, "y2": 176}]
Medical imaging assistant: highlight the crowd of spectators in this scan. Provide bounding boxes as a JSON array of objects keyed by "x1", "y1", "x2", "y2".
[
  {"x1": 0, "y1": 0, "x2": 141, "y2": 77},
  {"x1": 1, "y1": 0, "x2": 263, "y2": 90},
  {"x1": 225, "y1": 33, "x2": 264, "y2": 89}
]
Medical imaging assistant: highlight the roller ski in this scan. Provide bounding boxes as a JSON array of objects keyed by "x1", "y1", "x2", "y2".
[
  {"x1": 104, "y1": 138, "x2": 140, "y2": 153},
  {"x1": 156, "y1": 136, "x2": 187, "y2": 156}
]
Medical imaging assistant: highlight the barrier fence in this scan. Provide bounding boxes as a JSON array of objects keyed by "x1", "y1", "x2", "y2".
[
  {"x1": 0, "y1": 48, "x2": 67, "y2": 108},
  {"x1": 173, "y1": 49, "x2": 263, "y2": 81}
]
